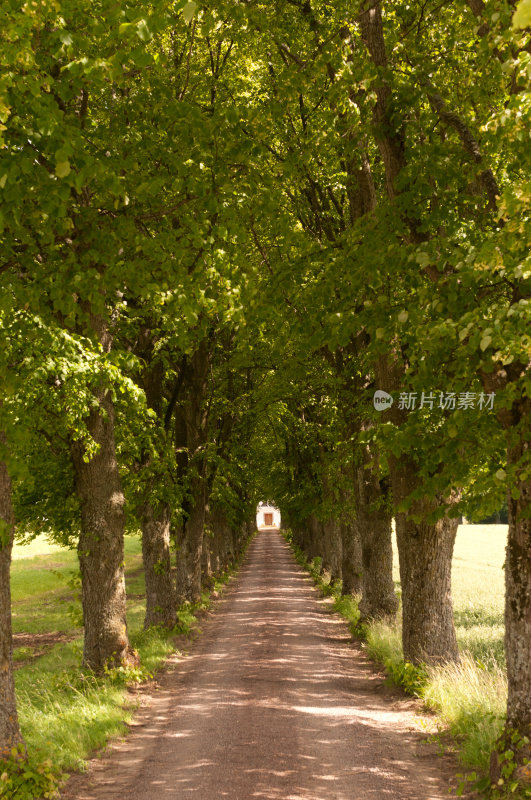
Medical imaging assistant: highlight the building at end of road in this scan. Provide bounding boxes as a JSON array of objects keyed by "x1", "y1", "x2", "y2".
[{"x1": 256, "y1": 502, "x2": 281, "y2": 530}]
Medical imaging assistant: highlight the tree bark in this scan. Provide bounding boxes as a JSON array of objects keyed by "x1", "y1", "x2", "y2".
[
  {"x1": 393, "y1": 475, "x2": 459, "y2": 665},
  {"x1": 353, "y1": 452, "x2": 398, "y2": 621},
  {"x1": 70, "y1": 389, "x2": 136, "y2": 672},
  {"x1": 134, "y1": 342, "x2": 176, "y2": 629},
  {"x1": 359, "y1": 1, "x2": 405, "y2": 199},
  {"x1": 505, "y1": 437, "x2": 531, "y2": 738},
  {"x1": 307, "y1": 514, "x2": 322, "y2": 565},
  {"x1": 321, "y1": 518, "x2": 342, "y2": 583},
  {"x1": 141, "y1": 502, "x2": 176, "y2": 629},
  {"x1": 174, "y1": 516, "x2": 188, "y2": 606},
  {"x1": 376, "y1": 356, "x2": 459, "y2": 665},
  {"x1": 340, "y1": 517, "x2": 363, "y2": 596},
  {"x1": 209, "y1": 506, "x2": 231, "y2": 572},
  {"x1": 174, "y1": 340, "x2": 210, "y2": 604},
  {"x1": 201, "y1": 525, "x2": 213, "y2": 586},
  {"x1": 477, "y1": 366, "x2": 531, "y2": 756},
  {"x1": 0, "y1": 438, "x2": 24, "y2": 760},
  {"x1": 175, "y1": 463, "x2": 207, "y2": 605},
  {"x1": 478, "y1": 377, "x2": 531, "y2": 745}
]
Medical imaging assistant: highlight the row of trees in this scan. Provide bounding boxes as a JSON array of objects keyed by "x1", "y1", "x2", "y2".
[
  {"x1": 0, "y1": 0, "x2": 529, "y2": 776},
  {"x1": 241, "y1": 0, "x2": 530, "y2": 757}
]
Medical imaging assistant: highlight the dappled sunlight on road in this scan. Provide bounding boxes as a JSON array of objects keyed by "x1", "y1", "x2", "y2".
[{"x1": 64, "y1": 530, "x2": 454, "y2": 800}]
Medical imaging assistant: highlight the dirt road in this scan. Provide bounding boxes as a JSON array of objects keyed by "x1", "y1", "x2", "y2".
[{"x1": 62, "y1": 530, "x2": 455, "y2": 800}]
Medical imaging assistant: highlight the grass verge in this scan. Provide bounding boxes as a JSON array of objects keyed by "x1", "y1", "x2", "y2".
[{"x1": 1, "y1": 532, "x2": 255, "y2": 800}]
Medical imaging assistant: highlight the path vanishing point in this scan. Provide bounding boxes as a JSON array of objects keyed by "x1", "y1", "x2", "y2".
[{"x1": 61, "y1": 530, "x2": 456, "y2": 800}]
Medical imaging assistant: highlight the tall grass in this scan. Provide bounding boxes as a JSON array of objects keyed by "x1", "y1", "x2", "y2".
[
  {"x1": 16, "y1": 645, "x2": 134, "y2": 772},
  {"x1": 285, "y1": 525, "x2": 516, "y2": 797},
  {"x1": 363, "y1": 623, "x2": 507, "y2": 769},
  {"x1": 365, "y1": 526, "x2": 508, "y2": 775},
  {"x1": 424, "y1": 654, "x2": 507, "y2": 767},
  {"x1": 12, "y1": 536, "x2": 175, "y2": 779}
]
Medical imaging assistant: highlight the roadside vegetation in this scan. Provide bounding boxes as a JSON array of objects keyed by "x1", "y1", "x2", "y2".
[
  {"x1": 285, "y1": 524, "x2": 529, "y2": 799},
  {"x1": 1, "y1": 534, "x2": 250, "y2": 799}
]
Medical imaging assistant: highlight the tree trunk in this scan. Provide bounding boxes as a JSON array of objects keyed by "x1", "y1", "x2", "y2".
[
  {"x1": 321, "y1": 518, "x2": 342, "y2": 583},
  {"x1": 141, "y1": 502, "x2": 175, "y2": 629},
  {"x1": 309, "y1": 514, "x2": 325, "y2": 565},
  {"x1": 70, "y1": 390, "x2": 136, "y2": 672},
  {"x1": 222, "y1": 519, "x2": 234, "y2": 569},
  {"x1": 341, "y1": 518, "x2": 363, "y2": 595},
  {"x1": 185, "y1": 473, "x2": 206, "y2": 603},
  {"x1": 479, "y1": 371, "x2": 531, "y2": 745},
  {"x1": 134, "y1": 342, "x2": 176, "y2": 629},
  {"x1": 208, "y1": 506, "x2": 229, "y2": 573},
  {"x1": 393, "y1": 460, "x2": 459, "y2": 665},
  {"x1": 358, "y1": 507, "x2": 397, "y2": 622},
  {"x1": 176, "y1": 473, "x2": 207, "y2": 604},
  {"x1": 504, "y1": 430, "x2": 531, "y2": 738},
  {"x1": 353, "y1": 454, "x2": 398, "y2": 621},
  {"x1": 201, "y1": 528, "x2": 213, "y2": 586},
  {"x1": 174, "y1": 517, "x2": 188, "y2": 606},
  {"x1": 0, "y1": 439, "x2": 24, "y2": 759},
  {"x1": 290, "y1": 523, "x2": 305, "y2": 553},
  {"x1": 376, "y1": 356, "x2": 459, "y2": 665},
  {"x1": 231, "y1": 523, "x2": 241, "y2": 565},
  {"x1": 174, "y1": 341, "x2": 210, "y2": 605}
]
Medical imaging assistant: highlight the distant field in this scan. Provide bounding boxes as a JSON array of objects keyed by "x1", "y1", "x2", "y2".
[
  {"x1": 393, "y1": 523, "x2": 506, "y2": 665},
  {"x1": 11, "y1": 534, "x2": 144, "y2": 635}
]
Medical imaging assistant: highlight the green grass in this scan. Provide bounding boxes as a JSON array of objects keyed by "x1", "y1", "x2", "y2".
[
  {"x1": 11, "y1": 539, "x2": 79, "y2": 634},
  {"x1": 8, "y1": 532, "x2": 176, "y2": 795},
  {"x1": 5, "y1": 531, "x2": 255, "y2": 798},
  {"x1": 11, "y1": 534, "x2": 144, "y2": 635},
  {"x1": 423, "y1": 654, "x2": 507, "y2": 765},
  {"x1": 451, "y1": 524, "x2": 505, "y2": 667},
  {"x1": 15, "y1": 643, "x2": 133, "y2": 771}
]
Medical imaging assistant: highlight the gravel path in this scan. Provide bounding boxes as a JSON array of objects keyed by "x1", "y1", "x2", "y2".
[{"x1": 61, "y1": 529, "x2": 456, "y2": 800}]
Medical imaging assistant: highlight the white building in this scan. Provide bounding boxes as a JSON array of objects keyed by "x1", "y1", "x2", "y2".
[{"x1": 256, "y1": 502, "x2": 281, "y2": 530}]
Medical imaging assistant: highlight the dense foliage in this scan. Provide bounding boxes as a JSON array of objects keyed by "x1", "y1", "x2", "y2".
[{"x1": 0, "y1": 0, "x2": 529, "y2": 793}]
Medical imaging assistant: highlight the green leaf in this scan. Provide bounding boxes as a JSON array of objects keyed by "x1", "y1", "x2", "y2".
[
  {"x1": 416, "y1": 252, "x2": 430, "y2": 267},
  {"x1": 0, "y1": 518, "x2": 11, "y2": 548},
  {"x1": 55, "y1": 161, "x2": 71, "y2": 178},
  {"x1": 0, "y1": 173, "x2": 7, "y2": 189},
  {"x1": 480, "y1": 335, "x2": 492, "y2": 351},
  {"x1": 136, "y1": 20, "x2": 151, "y2": 42},
  {"x1": 182, "y1": 1, "x2": 197, "y2": 24},
  {"x1": 513, "y1": 0, "x2": 531, "y2": 28},
  {"x1": 398, "y1": 310, "x2": 408, "y2": 323}
]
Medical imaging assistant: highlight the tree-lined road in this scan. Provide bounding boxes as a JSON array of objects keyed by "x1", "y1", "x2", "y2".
[{"x1": 63, "y1": 531, "x2": 454, "y2": 800}]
